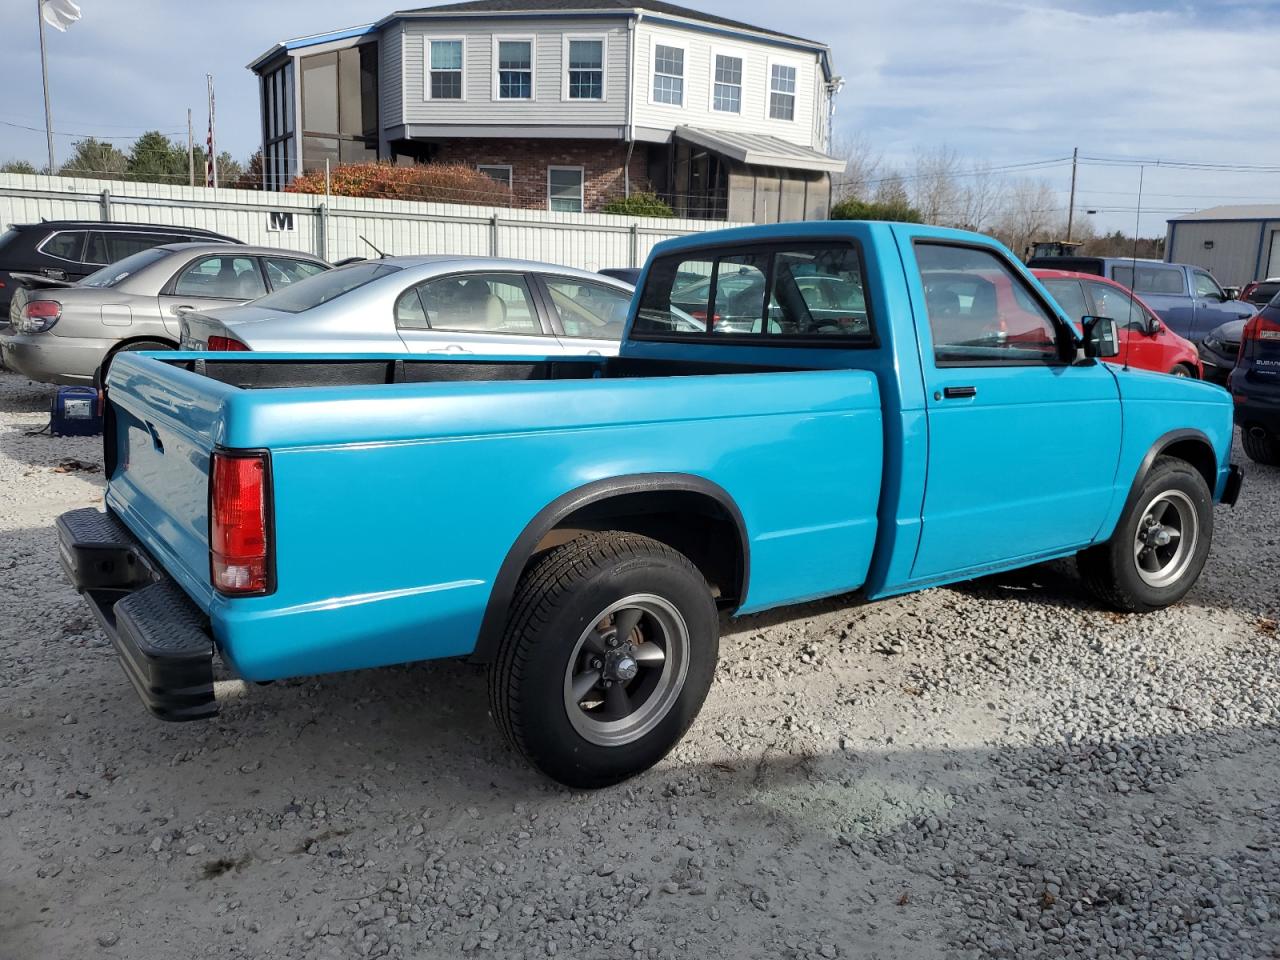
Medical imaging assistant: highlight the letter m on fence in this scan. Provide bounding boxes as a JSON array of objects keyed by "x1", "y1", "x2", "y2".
[{"x1": 267, "y1": 211, "x2": 295, "y2": 232}]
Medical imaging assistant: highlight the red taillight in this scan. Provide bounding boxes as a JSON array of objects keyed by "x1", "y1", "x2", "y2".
[
  {"x1": 207, "y1": 335, "x2": 250, "y2": 351},
  {"x1": 1240, "y1": 312, "x2": 1280, "y2": 360},
  {"x1": 210, "y1": 451, "x2": 271, "y2": 595},
  {"x1": 25, "y1": 299, "x2": 61, "y2": 320}
]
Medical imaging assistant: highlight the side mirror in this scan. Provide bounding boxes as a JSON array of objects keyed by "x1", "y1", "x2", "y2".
[
  {"x1": 1082, "y1": 315, "x2": 1120, "y2": 359},
  {"x1": 1224, "y1": 286, "x2": 1241, "y2": 300},
  {"x1": 1147, "y1": 315, "x2": 1163, "y2": 336}
]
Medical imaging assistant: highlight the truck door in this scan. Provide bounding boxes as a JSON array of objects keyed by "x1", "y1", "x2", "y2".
[
  {"x1": 1190, "y1": 268, "x2": 1255, "y2": 340},
  {"x1": 906, "y1": 240, "x2": 1122, "y2": 582},
  {"x1": 1109, "y1": 263, "x2": 1194, "y2": 339}
]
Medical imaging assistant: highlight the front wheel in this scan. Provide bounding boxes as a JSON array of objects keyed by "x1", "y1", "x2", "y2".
[
  {"x1": 1170, "y1": 363, "x2": 1196, "y2": 379},
  {"x1": 488, "y1": 531, "x2": 718, "y2": 789},
  {"x1": 1077, "y1": 456, "x2": 1213, "y2": 612}
]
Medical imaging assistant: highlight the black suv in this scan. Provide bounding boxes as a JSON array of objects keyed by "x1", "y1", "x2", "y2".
[
  {"x1": 1230, "y1": 292, "x2": 1280, "y2": 465},
  {"x1": 0, "y1": 220, "x2": 239, "y2": 319}
]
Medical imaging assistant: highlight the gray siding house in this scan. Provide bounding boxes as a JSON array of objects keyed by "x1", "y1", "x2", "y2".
[
  {"x1": 1165, "y1": 205, "x2": 1280, "y2": 287},
  {"x1": 248, "y1": 0, "x2": 845, "y2": 221}
]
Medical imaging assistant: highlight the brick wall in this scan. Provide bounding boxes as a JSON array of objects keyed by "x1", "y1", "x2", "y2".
[{"x1": 430, "y1": 139, "x2": 652, "y2": 212}]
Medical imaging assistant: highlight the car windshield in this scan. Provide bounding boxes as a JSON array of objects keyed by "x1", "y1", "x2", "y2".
[
  {"x1": 251, "y1": 262, "x2": 401, "y2": 313},
  {"x1": 79, "y1": 247, "x2": 170, "y2": 288},
  {"x1": 1250, "y1": 282, "x2": 1280, "y2": 306}
]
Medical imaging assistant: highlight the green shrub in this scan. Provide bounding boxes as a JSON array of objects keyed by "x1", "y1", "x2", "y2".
[
  {"x1": 830, "y1": 197, "x2": 923, "y2": 223},
  {"x1": 601, "y1": 192, "x2": 675, "y2": 218}
]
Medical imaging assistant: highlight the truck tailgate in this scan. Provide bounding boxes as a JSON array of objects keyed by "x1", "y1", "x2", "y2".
[{"x1": 102, "y1": 353, "x2": 236, "y2": 611}]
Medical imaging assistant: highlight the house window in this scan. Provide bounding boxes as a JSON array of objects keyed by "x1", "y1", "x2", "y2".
[
  {"x1": 496, "y1": 39, "x2": 534, "y2": 99},
  {"x1": 428, "y1": 39, "x2": 464, "y2": 99},
  {"x1": 566, "y1": 38, "x2": 604, "y2": 100},
  {"x1": 712, "y1": 54, "x2": 742, "y2": 113},
  {"x1": 769, "y1": 63, "x2": 797, "y2": 121},
  {"x1": 548, "y1": 166, "x2": 584, "y2": 213},
  {"x1": 652, "y1": 43, "x2": 684, "y2": 105},
  {"x1": 478, "y1": 164, "x2": 513, "y2": 190}
]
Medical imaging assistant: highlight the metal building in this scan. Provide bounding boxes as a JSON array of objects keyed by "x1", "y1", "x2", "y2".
[{"x1": 1165, "y1": 204, "x2": 1280, "y2": 287}]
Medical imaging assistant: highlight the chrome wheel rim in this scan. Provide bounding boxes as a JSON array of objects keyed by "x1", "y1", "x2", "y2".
[
  {"x1": 563, "y1": 594, "x2": 689, "y2": 747},
  {"x1": 1133, "y1": 490, "x2": 1198, "y2": 588}
]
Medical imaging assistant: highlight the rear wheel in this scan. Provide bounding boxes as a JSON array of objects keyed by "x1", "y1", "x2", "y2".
[
  {"x1": 1242, "y1": 428, "x2": 1280, "y2": 465},
  {"x1": 1170, "y1": 363, "x2": 1196, "y2": 378},
  {"x1": 97, "y1": 339, "x2": 173, "y2": 386},
  {"x1": 1078, "y1": 456, "x2": 1213, "y2": 612},
  {"x1": 488, "y1": 531, "x2": 718, "y2": 789}
]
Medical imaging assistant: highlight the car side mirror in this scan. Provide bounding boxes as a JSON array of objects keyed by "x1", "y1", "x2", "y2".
[
  {"x1": 1082, "y1": 315, "x2": 1120, "y2": 359},
  {"x1": 1223, "y1": 287, "x2": 1240, "y2": 300},
  {"x1": 1147, "y1": 316, "x2": 1163, "y2": 336}
]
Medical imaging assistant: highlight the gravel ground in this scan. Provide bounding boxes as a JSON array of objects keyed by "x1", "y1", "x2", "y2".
[{"x1": 1, "y1": 367, "x2": 1278, "y2": 960}]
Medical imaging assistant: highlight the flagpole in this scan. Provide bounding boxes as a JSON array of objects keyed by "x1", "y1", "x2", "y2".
[
  {"x1": 206, "y1": 74, "x2": 218, "y2": 189},
  {"x1": 187, "y1": 109, "x2": 195, "y2": 187},
  {"x1": 38, "y1": 0, "x2": 56, "y2": 172}
]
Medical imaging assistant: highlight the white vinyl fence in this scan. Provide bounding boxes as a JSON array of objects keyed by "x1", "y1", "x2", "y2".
[{"x1": 0, "y1": 173, "x2": 743, "y2": 270}]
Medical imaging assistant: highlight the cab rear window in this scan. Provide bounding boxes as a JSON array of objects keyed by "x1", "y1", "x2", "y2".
[{"x1": 632, "y1": 241, "x2": 873, "y2": 345}]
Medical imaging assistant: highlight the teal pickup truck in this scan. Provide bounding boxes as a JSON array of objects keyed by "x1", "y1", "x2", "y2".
[{"x1": 58, "y1": 222, "x2": 1243, "y2": 788}]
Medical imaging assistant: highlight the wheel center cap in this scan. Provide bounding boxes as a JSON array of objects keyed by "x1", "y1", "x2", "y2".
[
  {"x1": 605, "y1": 650, "x2": 639, "y2": 682},
  {"x1": 1142, "y1": 525, "x2": 1172, "y2": 548}
]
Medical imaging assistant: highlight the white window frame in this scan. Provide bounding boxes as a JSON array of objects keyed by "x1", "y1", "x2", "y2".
[
  {"x1": 709, "y1": 47, "x2": 744, "y2": 115},
  {"x1": 766, "y1": 56, "x2": 800, "y2": 122},
  {"x1": 492, "y1": 35, "x2": 537, "y2": 101},
  {"x1": 477, "y1": 164, "x2": 514, "y2": 190},
  {"x1": 424, "y1": 35, "x2": 466, "y2": 101},
  {"x1": 547, "y1": 165, "x2": 585, "y2": 214},
  {"x1": 561, "y1": 33, "x2": 607, "y2": 102},
  {"x1": 648, "y1": 36, "x2": 687, "y2": 108}
]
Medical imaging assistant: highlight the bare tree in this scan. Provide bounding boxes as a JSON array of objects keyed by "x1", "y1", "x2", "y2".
[
  {"x1": 991, "y1": 178, "x2": 1062, "y2": 257},
  {"x1": 830, "y1": 132, "x2": 881, "y2": 202},
  {"x1": 953, "y1": 162, "x2": 1003, "y2": 233},
  {"x1": 873, "y1": 168, "x2": 910, "y2": 207},
  {"x1": 910, "y1": 146, "x2": 963, "y2": 226}
]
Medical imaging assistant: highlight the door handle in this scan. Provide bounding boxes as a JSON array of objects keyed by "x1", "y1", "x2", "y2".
[
  {"x1": 170, "y1": 305, "x2": 195, "y2": 315},
  {"x1": 942, "y1": 386, "x2": 977, "y2": 399}
]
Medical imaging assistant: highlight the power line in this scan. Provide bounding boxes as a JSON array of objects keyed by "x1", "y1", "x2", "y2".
[{"x1": 0, "y1": 119, "x2": 186, "y2": 141}]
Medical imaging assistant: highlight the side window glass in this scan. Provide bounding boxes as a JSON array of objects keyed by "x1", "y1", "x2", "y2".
[
  {"x1": 264, "y1": 257, "x2": 326, "y2": 289},
  {"x1": 107, "y1": 232, "x2": 163, "y2": 262},
  {"x1": 1040, "y1": 278, "x2": 1089, "y2": 326},
  {"x1": 637, "y1": 258, "x2": 715, "y2": 333},
  {"x1": 544, "y1": 279, "x2": 631, "y2": 340},
  {"x1": 1193, "y1": 271, "x2": 1223, "y2": 299},
  {"x1": 916, "y1": 244, "x2": 1060, "y2": 364},
  {"x1": 41, "y1": 231, "x2": 85, "y2": 262},
  {"x1": 394, "y1": 287, "x2": 429, "y2": 329},
  {"x1": 418, "y1": 274, "x2": 540, "y2": 335},
  {"x1": 173, "y1": 256, "x2": 267, "y2": 299},
  {"x1": 84, "y1": 233, "x2": 110, "y2": 266},
  {"x1": 1086, "y1": 282, "x2": 1146, "y2": 331}
]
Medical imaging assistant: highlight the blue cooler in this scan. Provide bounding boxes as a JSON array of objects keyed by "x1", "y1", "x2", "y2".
[{"x1": 50, "y1": 386, "x2": 103, "y2": 437}]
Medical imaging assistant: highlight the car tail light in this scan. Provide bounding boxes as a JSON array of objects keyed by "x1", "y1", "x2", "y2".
[
  {"x1": 209, "y1": 451, "x2": 272, "y2": 596},
  {"x1": 207, "y1": 335, "x2": 250, "y2": 352},
  {"x1": 1240, "y1": 311, "x2": 1280, "y2": 360},
  {"x1": 18, "y1": 298, "x2": 61, "y2": 333}
]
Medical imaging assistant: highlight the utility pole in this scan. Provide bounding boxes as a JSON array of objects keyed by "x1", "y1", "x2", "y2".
[
  {"x1": 206, "y1": 74, "x2": 218, "y2": 189},
  {"x1": 187, "y1": 109, "x2": 195, "y2": 187},
  {"x1": 38, "y1": 0, "x2": 56, "y2": 172},
  {"x1": 1065, "y1": 146, "x2": 1079, "y2": 242}
]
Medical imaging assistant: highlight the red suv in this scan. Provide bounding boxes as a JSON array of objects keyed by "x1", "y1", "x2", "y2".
[{"x1": 1033, "y1": 269, "x2": 1202, "y2": 377}]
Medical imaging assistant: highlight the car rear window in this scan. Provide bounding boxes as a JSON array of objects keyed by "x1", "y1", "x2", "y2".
[
  {"x1": 633, "y1": 241, "x2": 873, "y2": 344},
  {"x1": 250, "y1": 261, "x2": 401, "y2": 313},
  {"x1": 80, "y1": 247, "x2": 171, "y2": 288},
  {"x1": 1248, "y1": 282, "x2": 1280, "y2": 306},
  {"x1": 1111, "y1": 264, "x2": 1185, "y2": 296}
]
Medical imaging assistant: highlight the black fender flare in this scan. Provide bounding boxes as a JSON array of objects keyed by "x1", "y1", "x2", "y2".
[
  {"x1": 470, "y1": 473, "x2": 749, "y2": 663},
  {"x1": 1115, "y1": 428, "x2": 1218, "y2": 525}
]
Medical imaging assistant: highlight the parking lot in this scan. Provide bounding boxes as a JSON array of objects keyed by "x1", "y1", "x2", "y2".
[{"x1": 0, "y1": 366, "x2": 1275, "y2": 959}]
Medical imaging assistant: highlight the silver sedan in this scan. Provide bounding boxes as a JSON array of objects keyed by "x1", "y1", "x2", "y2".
[
  {"x1": 178, "y1": 256, "x2": 638, "y2": 358},
  {"x1": 0, "y1": 243, "x2": 328, "y2": 385}
]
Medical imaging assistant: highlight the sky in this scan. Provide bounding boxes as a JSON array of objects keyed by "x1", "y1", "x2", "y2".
[{"x1": 2, "y1": 0, "x2": 1279, "y2": 234}]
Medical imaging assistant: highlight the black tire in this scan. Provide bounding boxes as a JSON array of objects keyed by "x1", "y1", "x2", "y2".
[
  {"x1": 98, "y1": 339, "x2": 173, "y2": 385},
  {"x1": 489, "y1": 531, "x2": 718, "y2": 789},
  {"x1": 1170, "y1": 363, "x2": 1196, "y2": 379},
  {"x1": 1077, "y1": 456, "x2": 1213, "y2": 613},
  {"x1": 1242, "y1": 428, "x2": 1280, "y2": 466}
]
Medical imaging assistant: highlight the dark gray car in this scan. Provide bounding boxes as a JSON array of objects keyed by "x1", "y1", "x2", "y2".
[{"x1": 0, "y1": 243, "x2": 328, "y2": 385}]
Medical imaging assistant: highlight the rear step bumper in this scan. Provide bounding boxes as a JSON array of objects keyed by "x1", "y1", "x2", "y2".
[{"x1": 57, "y1": 507, "x2": 218, "y2": 721}]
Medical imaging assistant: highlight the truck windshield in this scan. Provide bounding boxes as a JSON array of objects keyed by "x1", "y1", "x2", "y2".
[
  {"x1": 251, "y1": 262, "x2": 401, "y2": 313},
  {"x1": 80, "y1": 247, "x2": 170, "y2": 288}
]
